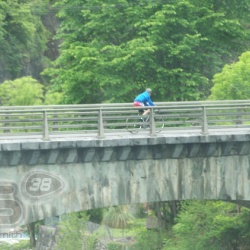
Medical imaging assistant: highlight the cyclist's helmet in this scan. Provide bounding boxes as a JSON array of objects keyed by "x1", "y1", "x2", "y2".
[{"x1": 146, "y1": 88, "x2": 152, "y2": 93}]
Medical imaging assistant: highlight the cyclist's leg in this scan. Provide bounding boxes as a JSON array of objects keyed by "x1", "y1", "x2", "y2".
[
  {"x1": 143, "y1": 108, "x2": 150, "y2": 116},
  {"x1": 138, "y1": 109, "x2": 144, "y2": 115},
  {"x1": 134, "y1": 101, "x2": 145, "y2": 115},
  {"x1": 134, "y1": 101, "x2": 147, "y2": 124}
]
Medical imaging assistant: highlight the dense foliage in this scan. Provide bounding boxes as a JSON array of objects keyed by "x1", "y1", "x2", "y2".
[
  {"x1": 43, "y1": 0, "x2": 250, "y2": 104},
  {"x1": 55, "y1": 212, "x2": 97, "y2": 250},
  {"x1": 165, "y1": 201, "x2": 250, "y2": 250},
  {"x1": 0, "y1": 76, "x2": 44, "y2": 105},
  {"x1": 51, "y1": 201, "x2": 250, "y2": 250},
  {"x1": 1, "y1": 0, "x2": 250, "y2": 103},
  {"x1": 209, "y1": 51, "x2": 250, "y2": 100}
]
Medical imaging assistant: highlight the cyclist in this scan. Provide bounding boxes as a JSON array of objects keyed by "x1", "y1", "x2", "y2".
[{"x1": 134, "y1": 88, "x2": 155, "y2": 116}]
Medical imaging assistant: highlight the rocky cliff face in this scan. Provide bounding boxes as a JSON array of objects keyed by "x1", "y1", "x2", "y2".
[
  {"x1": 36, "y1": 225, "x2": 57, "y2": 250},
  {"x1": 0, "y1": 11, "x2": 60, "y2": 84},
  {"x1": 42, "y1": 12, "x2": 61, "y2": 62}
]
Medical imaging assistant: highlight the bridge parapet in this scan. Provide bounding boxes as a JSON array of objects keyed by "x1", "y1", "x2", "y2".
[{"x1": 0, "y1": 100, "x2": 250, "y2": 139}]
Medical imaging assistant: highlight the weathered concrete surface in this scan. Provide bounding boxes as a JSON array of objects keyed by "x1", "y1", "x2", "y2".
[
  {"x1": 1, "y1": 155, "x2": 250, "y2": 230},
  {"x1": 0, "y1": 132, "x2": 250, "y2": 232}
]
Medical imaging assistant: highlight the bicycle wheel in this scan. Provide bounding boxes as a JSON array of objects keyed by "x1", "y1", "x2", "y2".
[
  {"x1": 126, "y1": 115, "x2": 142, "y2": 133},
  {"x1": 154, "y1": 116, "x2": 164, "y2": 133}
]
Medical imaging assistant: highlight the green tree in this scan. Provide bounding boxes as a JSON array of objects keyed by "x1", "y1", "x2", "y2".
[
  {"x1": 103, "y1": 205, "x2": 134, "y2": 238},
  {"x1": 44, "y1": 0, "x2": 250, "y2": 104},
  {"x1": 209, "y1": 51, "x2": 250, "y2": 100},
  {"x1": 44, "y1": 90, "x2": 63, "y2": 104},
  {"x1": 0, "y1": 76, "x2": 44, "y2": 105},
  {"x1": 131, "y1": 228, "x2": 166, "y2": 250},
  {"x1": 56, "y1": 211, "x2": 97, "y2": 250},
  {"x1": 165, "y1": 201, "x2": 250, "y2": 250}
]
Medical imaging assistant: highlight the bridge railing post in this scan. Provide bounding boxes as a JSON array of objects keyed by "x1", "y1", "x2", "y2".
[
  {"x1": 98, "y1": 109, "x2": 105, "y2": 139},
  {"x1": 202, "y1": 106, "x2": 208, "y2": 135},
  {"x1": 236, "y1": 107, "x2": 243, "y2": 125},
  {"x1": 149, "y1": 107, "x2": 156, "y2": 136},
  {"x1": 42, "y1": 111, "x2": 50, "y2": 141},
  {"x1": 3, "y1": 115, "x2": 10, "y2": 133}
]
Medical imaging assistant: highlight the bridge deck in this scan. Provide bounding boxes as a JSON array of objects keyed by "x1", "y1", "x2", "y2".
[{"x1": 0, "y1": 128, "x2": 249, "y2": 144}]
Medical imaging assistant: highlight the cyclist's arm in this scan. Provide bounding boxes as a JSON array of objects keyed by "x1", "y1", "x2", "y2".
[{"x1": 146, "y1": 98, "x2": 155, "y2": 106}]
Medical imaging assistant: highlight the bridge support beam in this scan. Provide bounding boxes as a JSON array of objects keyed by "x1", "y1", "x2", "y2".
[{"x1": 47, "y1": 149, "x2": 60, "y2": 164}]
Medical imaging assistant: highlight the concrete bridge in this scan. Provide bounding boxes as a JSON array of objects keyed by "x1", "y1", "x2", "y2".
[{"x1": 1, "y1": 100, "x2": 250, "y2": 231}]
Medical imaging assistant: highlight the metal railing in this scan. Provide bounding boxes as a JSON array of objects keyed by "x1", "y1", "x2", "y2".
[{"x1": 0, "y1": 100, "x2": 250, "y2": 140}]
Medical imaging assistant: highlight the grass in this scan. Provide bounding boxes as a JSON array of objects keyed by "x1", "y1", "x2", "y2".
[
  {"x1": 92, "y1": 218, "x2": 146, "y2": 239},
  {"x1": 0, "y1": 240, "x2": 30, "y2": 250}
]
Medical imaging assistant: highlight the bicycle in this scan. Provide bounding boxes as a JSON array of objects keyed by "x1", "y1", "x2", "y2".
[{"x1": 126, "y1": 110, "x2": 164, "y2": 134}]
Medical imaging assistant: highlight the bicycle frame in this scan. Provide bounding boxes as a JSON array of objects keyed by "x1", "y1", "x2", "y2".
[{"x1": 126, "y1": 110, "x2": 164, "y2": 134}]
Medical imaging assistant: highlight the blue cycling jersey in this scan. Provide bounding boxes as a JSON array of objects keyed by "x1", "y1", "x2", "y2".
[{"x1": 134, "y1": 91, "x2": 155, "y2": 106}]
